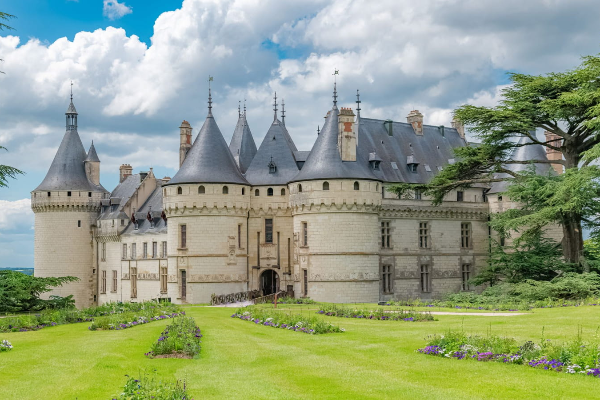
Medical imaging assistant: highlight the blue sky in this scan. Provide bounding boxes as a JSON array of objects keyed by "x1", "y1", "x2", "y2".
[{"x1": 2, "y1": 0, "x2": 600, "y2": 268}]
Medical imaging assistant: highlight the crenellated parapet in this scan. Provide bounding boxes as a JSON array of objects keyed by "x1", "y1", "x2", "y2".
[
  {"x1": 379, "y1": 200, "x2": 488, "y2": 221},
  {"x1": 163, "y1": 183, "x2": 250, "y2": 216},
  {"x1": 31, "y1": 190, "x2": 104, "y2": 213},
  {"x1": 289, "y1": 179, "x2": 381, "y2": 214}
]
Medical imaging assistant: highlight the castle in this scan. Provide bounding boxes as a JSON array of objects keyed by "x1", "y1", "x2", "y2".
[{"x1": 31, "y1": 84, "x2": 559, "y2": 308}]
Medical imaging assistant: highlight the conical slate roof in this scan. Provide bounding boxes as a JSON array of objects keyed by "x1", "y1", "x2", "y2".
[
  {"x1": 168, "y1": 112, "x2": 248, "y2": 185},
  {"x1": 35, "y1": 129, "x2": 104, "y2": 191},
  {"x1": 85, "y1": 141, "x2": 100, "y2": 162},
  {"x1": 66, "y1": 100, "x2": 77, "y2": 114},
  {"x1": 291, "y1": 106, "x2": 378, "y2": 182},
  {"x1": 245, "y1": 119, "x2": 299, "y2": 185},
  {"x1": 229, "y1": 113, "x2": 257, "y2": 174},
  {"x1": 489, "y1": 135, "x2": 552, "y2": 194}
]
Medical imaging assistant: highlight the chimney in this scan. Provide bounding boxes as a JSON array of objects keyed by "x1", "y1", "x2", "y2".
[
  {"x1": 119, "y1": 164, "x2": 133, "y2": 183},
  {"x1": 544, "y1": 130, "x2": 564, "y2": 174},
  {"x1": 407, "y1": 110, "x2": 423, "y2": 135},
  {"x1": 451, "y1": 117, "x2": 465, "y2": 139},
  {"x1": 338, "y1": 107, "x2": 357, "y2": 161},
  {"x1": 179, "y1": 120, "x2": 193, "y2": 168},
  {"x1": 162, "y1": 176, "x2": 171, "y2": 184}
]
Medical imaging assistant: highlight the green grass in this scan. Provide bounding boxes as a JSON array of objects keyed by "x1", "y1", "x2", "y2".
[{"x1": 2, "y1": 304, "x2": 600, "y2": 399}]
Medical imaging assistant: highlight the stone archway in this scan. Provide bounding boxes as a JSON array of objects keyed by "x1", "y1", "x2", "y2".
[{"x1": 260, "y1": 269, "x2": 279, "y2": 296}]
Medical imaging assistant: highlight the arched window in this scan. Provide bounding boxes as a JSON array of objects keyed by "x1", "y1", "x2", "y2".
[
  {"x1": 223, "y1": 186, "x2": 229, "y2": 194},
  {"x1": 198, "y1": 185, "x2": 205, "y2": 194},
  {"x1": 267, "y1": 188, "x2": 273, "y2": 196},
  {"x1": 354, "y1": 181, "x2": 359, "y2": 190},
  {"x1": 298, "y1": 184, "x2": 302, "y2": 193},
  {"x1": 323, "y1": 181, "x2": 329, "y2": 191},
  {"x1": 255, "y1": 189, "x2": 260, "y2": 196},
  {"x1": 177, "y1": 186, "x2": 182, "y2": 195},
  {"x1": 281, "y1": 188, "x2": 286, "y2": 196},
  {"x1": 242, "y1": 188, "x2": 245, "y2": 195}
]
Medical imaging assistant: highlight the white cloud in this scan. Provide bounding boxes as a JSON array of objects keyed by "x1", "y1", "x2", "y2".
[
  {"x1": 103, "y1": 0, "x2": 133, "y2": 20},
  {"x1": 0, "y1": 199, "x2": 33, "y2": 231}
]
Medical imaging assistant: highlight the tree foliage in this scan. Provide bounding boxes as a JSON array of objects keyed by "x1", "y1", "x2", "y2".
[
  {"x1": 0, "y1": 146, "x2": 24, "y2": 187},
  {"x1": 389, "y1": 54, "x2": 600, "y2": 264},
  {"x1": 0, "y1": 271, "x2": 78, "y2": 313}
]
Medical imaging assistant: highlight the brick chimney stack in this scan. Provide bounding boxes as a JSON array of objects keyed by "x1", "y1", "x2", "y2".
[
  {"x1": 179, "y1": 120, "x2": 193, "y2": 168},
  {"x1": 451, "y1": 117, "x2": 465, "y2": 139},
  {"x1": 119, "y1": 164, "x2": 133, "y2": 183},
  {"x1": 544, "y1": 130, "x2": 563, "y2": 174},
  {"x1": 407, "y1": 110, "x2": 424, "y2": 135},
  {"x1": 338, "y1": 107, "x2": 357, "y2": 161}
]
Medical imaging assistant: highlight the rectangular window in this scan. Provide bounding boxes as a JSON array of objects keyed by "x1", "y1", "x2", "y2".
[
  {"x1": 457, "y1": 191, "x2": 464, "y2": 202},
  {"x1": 419, "y1": 222, "x2": 429, "y2": 249},
  {"x1": 415, "y1": 189, "x2": 422, "y2": 200},
  {"x1": 382, "y1": 265, "x2": 393, "y2": 293},
  {"x1": 420, "y1": 264, "x2": 431, "y2": 293},
  {"x1": 381, "y1": 221, "x2": 391, "y2": 249},
  {"x1": 500, "y1": 237, "x2": 505, "y2": 247},
  {"x1": 180, "y1": 225, "x2": 187, "y2": 248},
  {"x1": 238, "y1": 224, "x2": 242, "y2": 249},
  {"x1": 122, "y1": 244, "x2": 127, "y2": 260},
  {"x1": 461, "y1": 264, "x2": 471, "y2": 291},
  {"x1": 121, "y1": 219, "x2": 125, "y2": 226},
  {"x1": 302, "y1": 222, "x2": 308, "y2": 246},
  {"x1": 130, "y1": 267, "x2": 137, "y2": 298},
  {"x1": 101, "y1": 242, "x2": 106, "y2": 261},
  {"x1": 112, "y1": 270, "x2": 117, "y2": 292},
  {"x1": 143, "y1": 242, "x2": 148, "y2": 259},
  {"x1": 160, "y1": 267, "x2": 168, "y2": 293},
  {"x1": 131, "y1": 243, "x2": 136, "y2": 259},
  {"x1": 152, "y1": 242, "x2": 157, "y2": 258},
  {"x1": 461, "y1": 223, "x2": 471, "y2": 248},
  {"x1": 162, "y1": 241, "x2": 167, "y2": 258},
  {"x1": 303, "y1": 269, "x2": 308, "y2": 296},
  {"x1": 78, "y1": 220, "x2": 81, "y2": 228},
  {"x1": 265, "y1": 219, "x2": 273, "y2": 243},
  {"x1": 101, "y1": 270, "x2": 106, "y2": 294}
]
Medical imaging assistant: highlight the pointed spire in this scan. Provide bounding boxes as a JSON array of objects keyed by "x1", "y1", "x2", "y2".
[
  {"x1": 238, "y1": 100, "x2": 241, "y2": 118},
  {"x1": 243, "y1": 98, "x2": 247, "y2": 115},
  {"x1": 356, "y1": 89, "x2": 361, "y2": 119},
  {"x1": 332, "y1": 69, "x2": 339, "y2": 108},
  {"x1": 281, "y1": 99, "x2": 286, "y2": 126},
  {"x1": 207, "y1": 75, "x2": 213, "y2": 116},
  {"x1": 273, "y1": 91, "x2": 278, "y2": 121},
  {"x1": 85, "y1": 140, "x2": 100, "y2": 162}
]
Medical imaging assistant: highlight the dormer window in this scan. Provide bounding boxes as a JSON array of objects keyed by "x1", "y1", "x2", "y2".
[
  {"x1": 369, "y1": 152, "x2": 382, "y2": 171},
  {"x1": 268, "y1": 157, "x2": 277, "y2": 174},
  {"x1": 408, "y1": 164, "x2": 418, "y2": 172},
  {"x1": 407, "y1": 155, "x2": 419, "y2": 173}
]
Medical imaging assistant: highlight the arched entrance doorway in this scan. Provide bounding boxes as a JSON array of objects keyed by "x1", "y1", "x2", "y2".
[{"x1": 260, "y1": 269, "x2": 279, "y2": 296}]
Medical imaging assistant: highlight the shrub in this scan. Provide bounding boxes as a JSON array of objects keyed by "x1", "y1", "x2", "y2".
[
  {"x1": 146, "y1": 316, "x2": 202, "y2": 359},
  {"x1": 418, "y1": 330, "x2": 600, "y2": 378},
  {"x1": 112, "y1": 371, "x2": 192, "y2": 400},
  {"x1": 0, "y1": 339, "x2": 13, "y2": 352},
  {"x1": 231, "y1": 306, "x2": 344, "y2": 334},
  {"x1": 317, "y1": 305, "x2": 435, "y2": 322},
  {"x1": 276, "y1": 297, "x2": 316, "y2": 304},
  {"x1": 89, "y1": 310, "x2": 185, "y2": 331}
]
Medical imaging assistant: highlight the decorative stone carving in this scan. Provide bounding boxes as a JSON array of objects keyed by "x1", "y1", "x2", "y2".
[
  {"x1": 188, "y1": 273, "x2": 247, "y2": 283},
  {"x1": 309, "y1": 272, "x2": 379, "y2": 282},
  {"x1": 227, "y1": 235, "x2": 236, "y2": 265}
]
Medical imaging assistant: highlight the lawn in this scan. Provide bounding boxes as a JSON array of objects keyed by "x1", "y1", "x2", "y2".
[{"x1": 1, "y1": 304, "x2": 599, "y2": 399}]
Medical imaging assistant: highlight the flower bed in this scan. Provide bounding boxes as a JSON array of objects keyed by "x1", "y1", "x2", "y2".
[
  {"x1": 89, "y1": 311, "x2": 185, "y2": 331},
  {"x1": 1, "y1": 339, "x2": 13, "y2": 352},
  {"x1": 418, "y1": 330, "x2": 600, "y2": 378},
  {"x1": 112, "y1": 371, "x2": 193, "y2": 400},
  {"x1": 387, "y1": 298, "x2": 600, "y2": 312},
  {"x1": 145, "y1": 316, "x2": 202, "y2": 359},
  {"x1": 317, "y1": 305, "x2": 435, "y2": 322},
  {"x1": 0, "y1": 301, "x2": 181, "y2": 333},
  {"x1": 231, "y1": 306, "x2": 344, "y2": 334}
]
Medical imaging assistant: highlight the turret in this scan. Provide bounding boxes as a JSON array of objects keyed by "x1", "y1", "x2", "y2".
[
  {"x1": 229, "y1": 103, "x2": 257, "y2": 174},
  {"x1": 179, "y1": 120, "x2": 192, "y2": 168},
  {"x1": 84, "y1": 142, "x2": 100, "y2": 186}
]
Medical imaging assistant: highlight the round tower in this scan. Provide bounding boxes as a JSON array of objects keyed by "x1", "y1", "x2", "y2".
[
  {"x1": 290, "y1": 99, "x2": 382, "y2": 303},
  {"x1": 31, "y1": 91, "x2": 107, "y2": 308},
  {"x1": 163, "y1": 86, "x2": 250, "y2": 304}
]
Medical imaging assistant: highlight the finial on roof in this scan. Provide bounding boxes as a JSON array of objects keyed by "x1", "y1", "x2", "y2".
[
  {"x1": 243, "y1": 98, "x2": 247, "y2": 115},
  {"x1": 70, "y1": 80, "x2": 73, "y2": 102},
  {"x1": 208, "y1": 75, "x2": 213, "y2": 116},
  {"x1": 317, "y1": 125, "x2": 320, "y2": 135},
  {"x1": 281, "y1": 99, "x2": 286, "y2": 126},
  {"x1": 332, "y1": 69, "x2": 339, "y2": 108},
  {"x1": 238, "y1": 100, "x2": 241, "y2": 118},
  {"x1": 273, "y1": 91, "x2": 278, "y2": 121},
  {"x1": 356, "y1": 89, "x2": 361, "y2": 118}
]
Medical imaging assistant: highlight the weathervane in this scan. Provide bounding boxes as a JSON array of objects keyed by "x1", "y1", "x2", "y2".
[
  {"x1": 273, "y1": 91, "x2": 278, "y2": 121},
  {"x1": 356, "y1": 89, "x2": 361, "y2": 118},
  {"x1": 281, "y1": 99, "x2": 286, "y2": 126},
  {"x1": 208, "y1": 75, "x2": 213, "y2": 114},
  {"x1": 333, "y1": 69, "x2": 339, "y2": 107}
]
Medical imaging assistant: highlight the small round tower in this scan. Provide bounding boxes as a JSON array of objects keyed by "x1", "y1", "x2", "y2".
[
  {"x1": 290, "y1": 94, "x2": 382, "y2": 303},
  {"x1": 31, "y1": 91, "x2": 107, "y2": 308}
]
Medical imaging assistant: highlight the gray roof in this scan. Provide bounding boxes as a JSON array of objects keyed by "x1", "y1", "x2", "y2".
[
  {"x1": 35, "y1": 127, "x2": 106, "y2": 192},
  {"x1": 122, "y1": 183, "x2": 167, "y2": 235},
  {"x1": 356, "y1": 118, "x2": 466, "y2": 183},
  {"x1": 99, "y1": 174, "x2": 142, "y2": 220},
  {"x1": 66, "y1": 100, "x2": 77, "y2": 114},
  {"x1": 168, "y1": 112, "x2": 248, "y2": 186},
  {"x1": 85, "y1": 142, "x2": 100, "y2": 162},
  {"x1": 245, "y1": 120, "x2": 299, "y2": 185},
  {"x1": 489, "y1": 135, "x2": 552, "y2": 194},
  {"x1": 229, "y1": 113, "x2": 257, "y2": 174},
  {"x1": 292, "y1": 107, "x2": 378, "y2": 182}
]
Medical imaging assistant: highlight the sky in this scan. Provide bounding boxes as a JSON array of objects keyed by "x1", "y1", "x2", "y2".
[{"x1": 1, "y1": 0, "x2": 600, "y2": 268}]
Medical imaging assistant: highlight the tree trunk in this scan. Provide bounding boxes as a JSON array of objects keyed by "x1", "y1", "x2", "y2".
[{"x1": 561, "y1": 212, "x2": 584, "y2": 268}]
